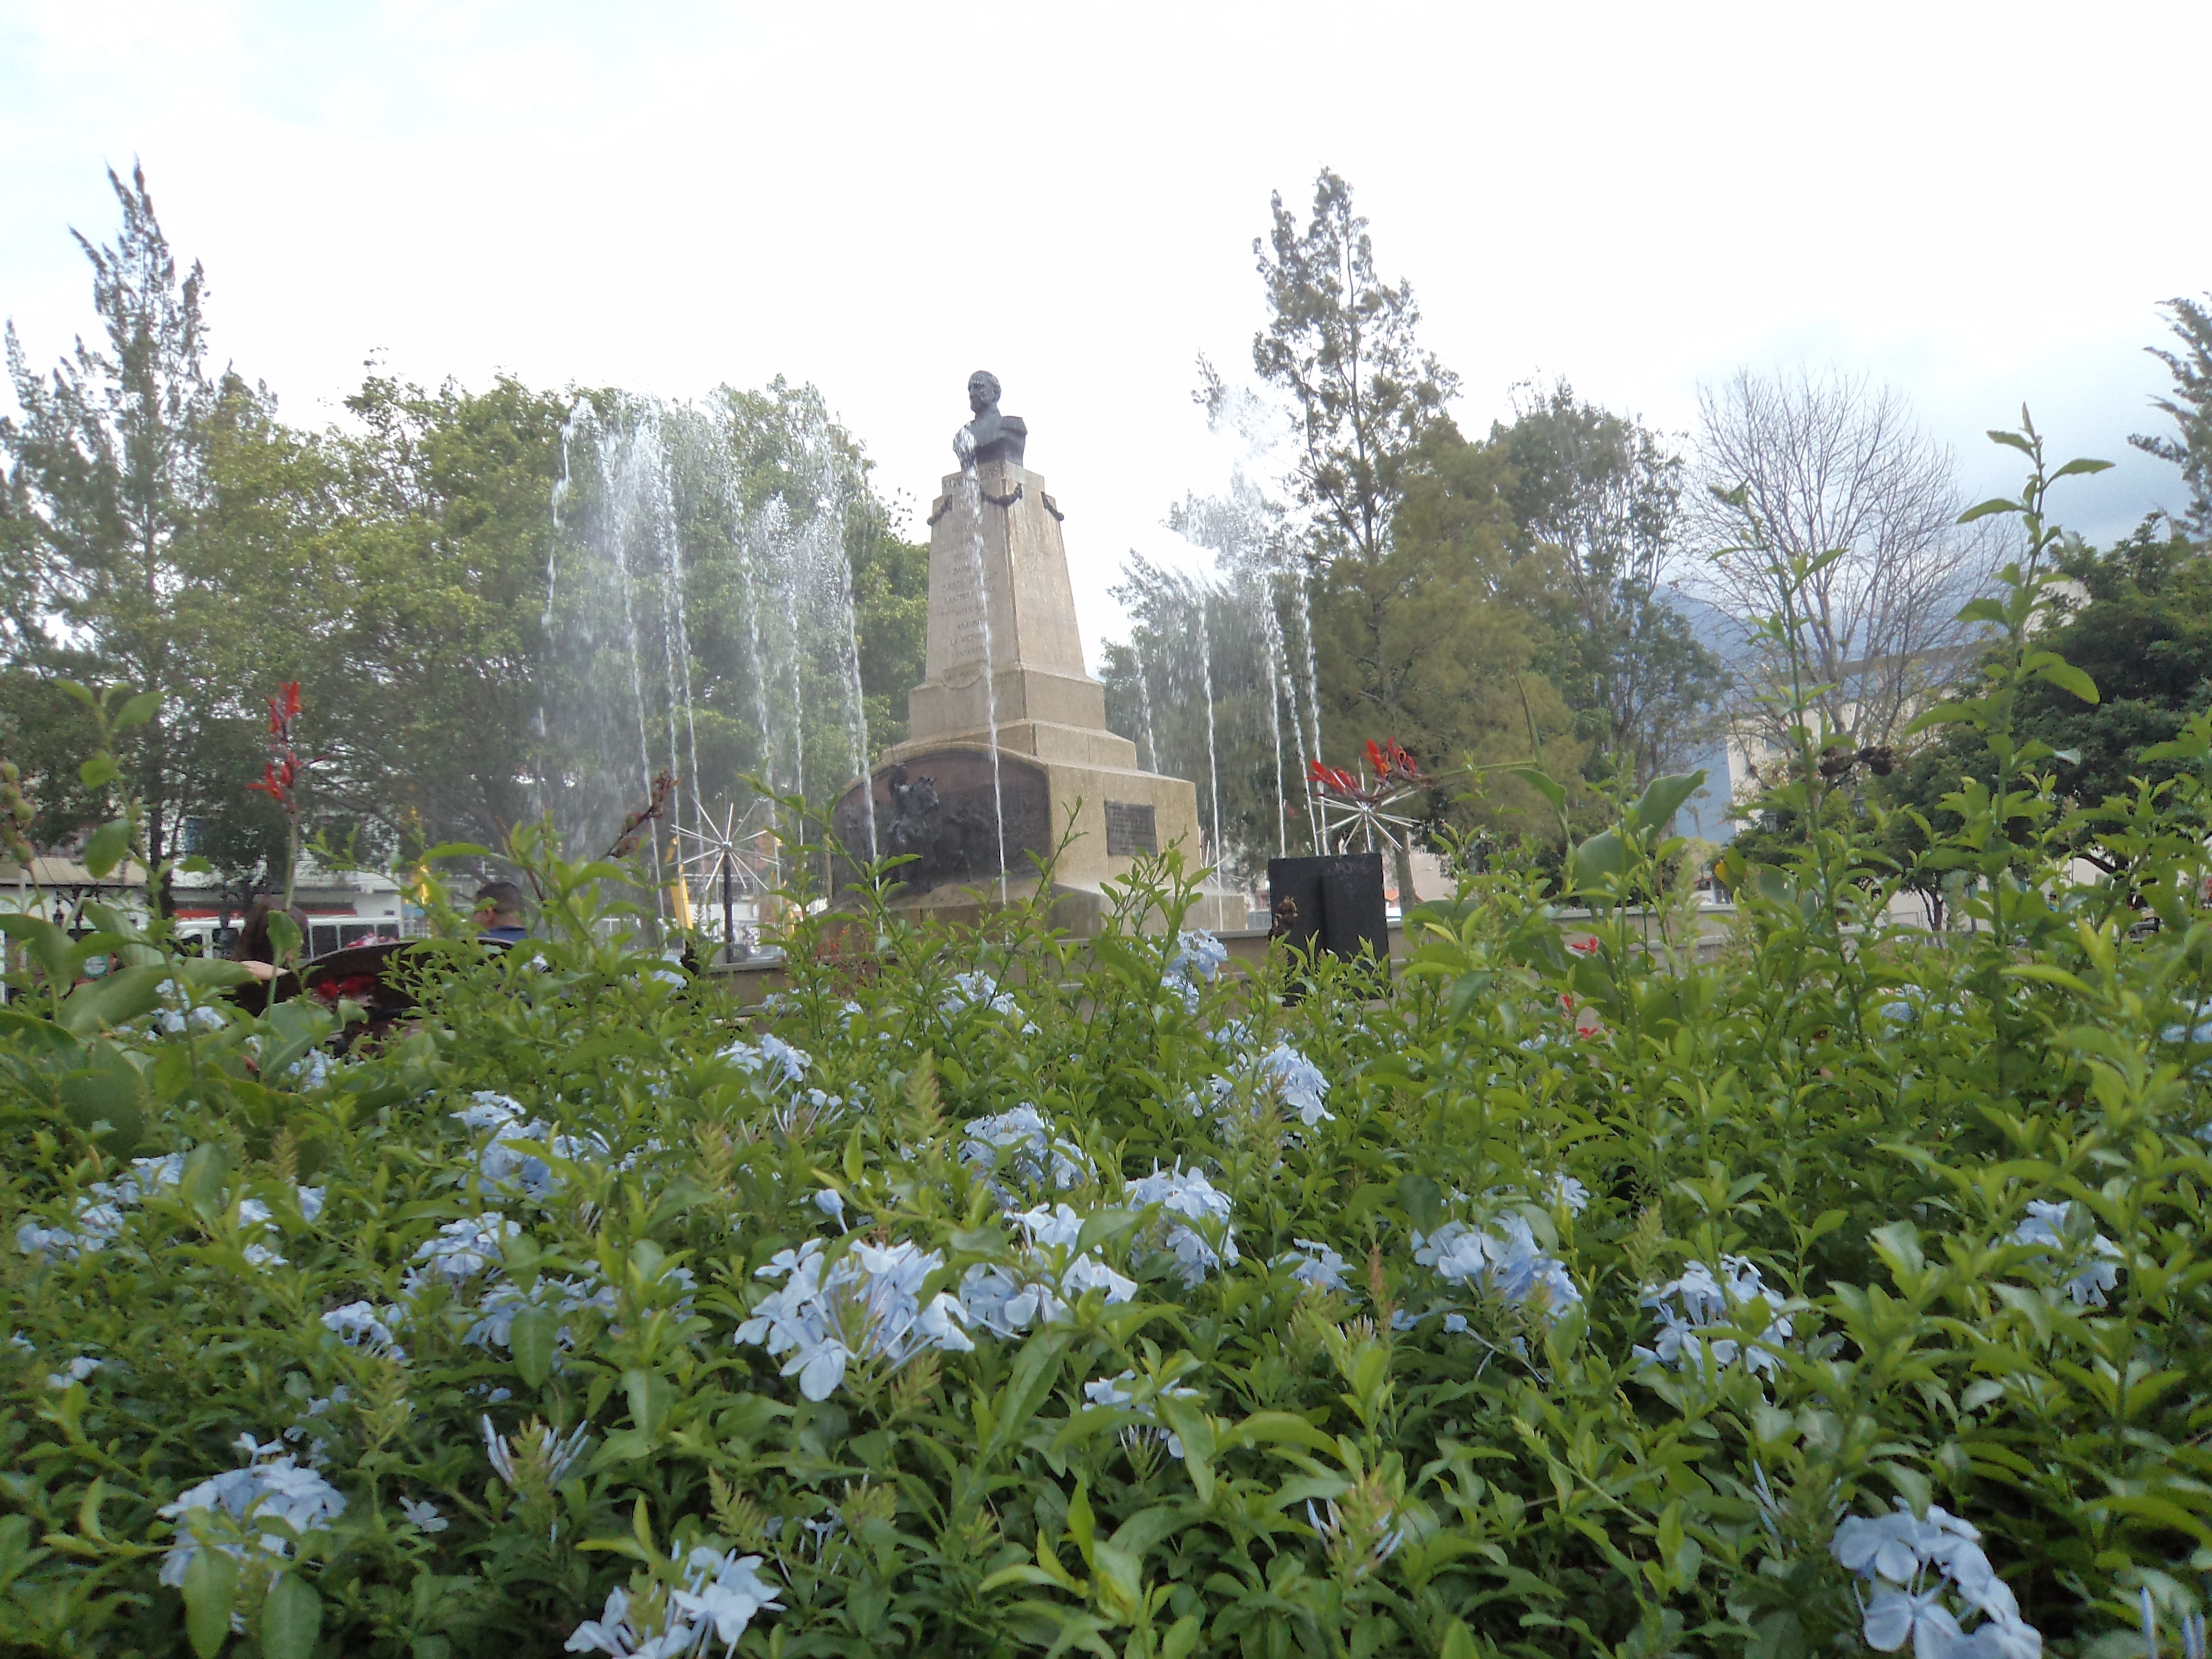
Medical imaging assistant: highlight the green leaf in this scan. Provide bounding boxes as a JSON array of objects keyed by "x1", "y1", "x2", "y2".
[
  {"x1": 1629, "y1": 770, "x2": 1707, "y2": 837},
  {"x1": 266, "y1": 909, "x2": 304, "y2": 964},
  {"x1": 1503, "y1": 764, "x2": 1565, "y2": 813},
  {"x1": 1447, "y1": 971, "x2": 1493, "y2": 1022},
  {"x1": 183, "y1": 1541, "x2": 238, "y2": 1658},
  {"x1": 2051, "y1": 456, "x2": 2114, "y2": 479},
  {"x1": 623, "y1": 1368, "x2": 674, "y2": 1437},
  {"x1": 262, "y1": 1572, "x2": 321, "y2": 1659},
  {"x1": 418, "y1": 842, "x2": 496, "y2": 862},
  {"x1": 81, "y1": 818, "x2": 131, "y2": 880},
  {"x1": 59, "y1": 965, "x2": 171, "y2": 1036},
  {"x1": 1570, "y1": 828, "x2": 1625, "y2": 892},
  {"x1": 2031, "y1": 658, "x2": 2099, "y2": 704},
  {"x1": 112, "y1": 690, "x2": 163, "y2": 730},
  {"x1": 511, "y1": 1307, "x2": 558, "y2": 1390},
  {"x1": 1074, "y1": 1208, "x2": 1139, "y2": 1255},
  {"x1": 77, "y1": 753, "x2": 118, "y2": 791},
  {"x1": 181, "y1": 1143, "x2": 233, "y2": 1221},
  {"x1": 1957, "y1": 497, "x2": 2020, "y2": 523}
]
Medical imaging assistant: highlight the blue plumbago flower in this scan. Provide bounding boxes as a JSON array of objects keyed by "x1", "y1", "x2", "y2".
[
  {"x1": 1275, "y1": 1239, "x2": 1352, "y2": 1293},
  {"x1": 15, "y1": 1153, "x2": 184, "y2": 1261},
  {"x1": 1831, "y1": 1501, "x2": 2039, "y2": 1658},
  {"x1": 960, "y1": 1104, "x2": 1094, "y2": 1194},
  {"x1": 813, "y1": 1188, "x2": 848, "y2": 1230},
  {"x1": 1162, "y1": 931, "x2": 1229, "y2": 1010},
  {"x1": 321, "y1": 1300, "x2": 406, "y2": 1357},
  {"x1": 1166, "y1": 929, "x2": 1229, "y2": 984},
  {"x1": 956, "y1": 1202, "x2": 1138, "y2": 1336},
  {"x1": 735, "y1": 1238, "x2": 973, "y2": 1402},
  {"x1": 1413, "y1": 1217, "x2": 1580, "y2": 1322},
  {"x1": 452, "y1": 1097, "x2": 616, "y2": 1200},
  {"x1": 1635, "y1": 1256, "x2": 1792, "y2": 1376},
  {"x1": 943, "y1": 971, "x2": 1018, "y2": 1017},
  {"x1": 463, "y1": 1275, "x2": 620, "y2": 1352},
  {"x1": 718, "y1": 1034, "x2": 812, "y2": 1088},
  {"x1": 565, "y1": 1547, "x2": 783, "y2": 1658},
  {"x1": 1547, "y1": 1175, "x2": 1590, "y2": 1215},
  {"x1": 1126, "y1": 1163, "x2": 1239, "y2": 1285},
  {"x1": 1082, "y1": 1370, "x2": 1202, "y2": 1458},
  {"x1": 481, "y1": 1415, "x2": 591, "y2": 1487},
  {"x1": 408, "y1": 1217, "x2": 521, "y2": 1288},
  {"x1": 46, "y1": 1354, "x2": 102, "y2": 1390},
  {"x1": 2007, "y1": 1200, "x2": 2122, "y2": 1307},
  {"x1": 398, "y1": 1496, "x2": 448, "y2": 1534},
  {"x1": 157, "y1": 1437, "x2": 347, "y2": 1587},
  {"x1": 1204, "y1": 1041, "x2": 1332, "y2": 1135}
]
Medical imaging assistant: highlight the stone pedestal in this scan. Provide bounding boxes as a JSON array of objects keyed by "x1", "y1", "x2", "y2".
[{"x1": 835, "y1": 459, "x2": 1241, "y2": 933}]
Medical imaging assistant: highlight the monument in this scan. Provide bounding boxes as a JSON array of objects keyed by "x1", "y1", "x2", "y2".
[{"x1": 831, "y1": 373, "x2": 1240, "y2": 931}]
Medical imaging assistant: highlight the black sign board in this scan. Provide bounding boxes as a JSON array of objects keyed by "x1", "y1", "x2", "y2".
[
  {"x1": 1267, "y1": 853, "x2": 1389, "y2": 970},
  {"x1": 1104, "y1": 801, "x2": 1157, "y2": 857}
]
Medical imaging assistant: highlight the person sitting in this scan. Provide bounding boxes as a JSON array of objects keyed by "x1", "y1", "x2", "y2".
[
  {"x1": 472, "y1": 880, "x2": 530, "y2": 944},
  {"x1": 229, "y1": 896, "x2": 310, "y2": 983}
]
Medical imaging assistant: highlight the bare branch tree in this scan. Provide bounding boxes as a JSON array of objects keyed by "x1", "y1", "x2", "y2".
[{"x1": 1686, "y1": 367, "x2": 1993, "y2": 751}]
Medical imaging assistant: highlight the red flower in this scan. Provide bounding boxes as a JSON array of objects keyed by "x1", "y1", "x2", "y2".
[
  {"x1": 267, "y1": 681, "x2": 301, "y2": 734},
  {"x1": 1567, "y1": 935, "x2": 1600, "y2": 955}
]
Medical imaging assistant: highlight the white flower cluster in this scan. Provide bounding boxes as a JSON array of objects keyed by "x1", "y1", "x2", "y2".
[
  {"x1": 718, "y1": 1034, "x2": 812, "y2": 1089},
  {"x1": 736, "y1": 1238, "x2": 972, "y2": 1401},
  {"x1": 15, "y1": 1153, "x2": 183, "y2": 1261},
  {"x1": 2007, "y1": 1200, "x2": 2122, "y2": 1307},
  {"x1": 157, "y1": 1434, "x2": 347, "y2": 1588},
  {"x1": 565, "y1": 1546, "x2": 783, "y2": 1658},
  {"x1": 1412, "y1": 1216, "x2": 1580, "y2": 1322},
  {"x1": 960, "y1": 1104, "x2": 1093, "y2": 1195},
  {"x1": 1635, "y1": 1256, "x2": 1793, "y2": 1377},
  {"x1": 1274, "y1": 1239, "x2": 1353, "y2": 1293},
  {"x1": 1082, "y1": 1371, "x2": 1202, "y2": 1458},
  {"x1": 1126, "y1": 1163, "x2": 1239, "y2": 1286},
  {"x1": 1831, "y1": 1502, "x2": 2040, "y2": 1658},
  {"x1": 957, "y1": 1203, "x2": 1138, "y2": 1336}
]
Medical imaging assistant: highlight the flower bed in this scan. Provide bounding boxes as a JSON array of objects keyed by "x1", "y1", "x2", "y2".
[{"x1": 8, "y1": 709, "x2": 2212, "y2": 1656}]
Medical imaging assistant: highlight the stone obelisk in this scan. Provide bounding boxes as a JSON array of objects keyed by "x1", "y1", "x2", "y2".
[{"x1": 832, "y1": 372, "x2": 1238, "y2": 931}]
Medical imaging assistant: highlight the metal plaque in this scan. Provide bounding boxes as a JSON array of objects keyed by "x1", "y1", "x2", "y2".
[{"x1": 1104, "y1": 801, "x2": 1157, "y2": 858}]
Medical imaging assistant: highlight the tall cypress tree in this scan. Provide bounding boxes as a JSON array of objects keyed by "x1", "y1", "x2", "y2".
[
  {"x1": 2134, "y1": 294, "x2": 2212, "y2": 542},
  {"x1": 2, "y1": 162, "x2": 216, "y2": 897}
]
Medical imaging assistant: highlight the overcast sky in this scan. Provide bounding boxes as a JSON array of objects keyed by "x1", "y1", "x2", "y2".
[{"x1": 4, "y1": 2, "x2": 2207, "y2": 669}]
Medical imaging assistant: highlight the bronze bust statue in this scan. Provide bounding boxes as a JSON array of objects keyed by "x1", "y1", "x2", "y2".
[{"x1": 953, "y1": 370, "x2": 1027, "y2": 468}]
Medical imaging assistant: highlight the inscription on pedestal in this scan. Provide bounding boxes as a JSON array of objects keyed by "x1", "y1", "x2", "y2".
[{"x1": 1105, "y1": 801, "x2": 1157, "y2": 857}]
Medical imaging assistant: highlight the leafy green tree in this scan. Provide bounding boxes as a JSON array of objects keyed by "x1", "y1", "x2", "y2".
[
  {"x1": 1489, "y1": 381, "x2": 1726, "y2": 784},
  {"x1": 2134, "y1": 293, "x2": 2212, "y2": 541}
]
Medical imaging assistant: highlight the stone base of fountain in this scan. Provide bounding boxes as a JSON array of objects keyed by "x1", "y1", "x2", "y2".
[{"x1": 831, "y1": 446, "x2": 1243, "y2": 936}]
